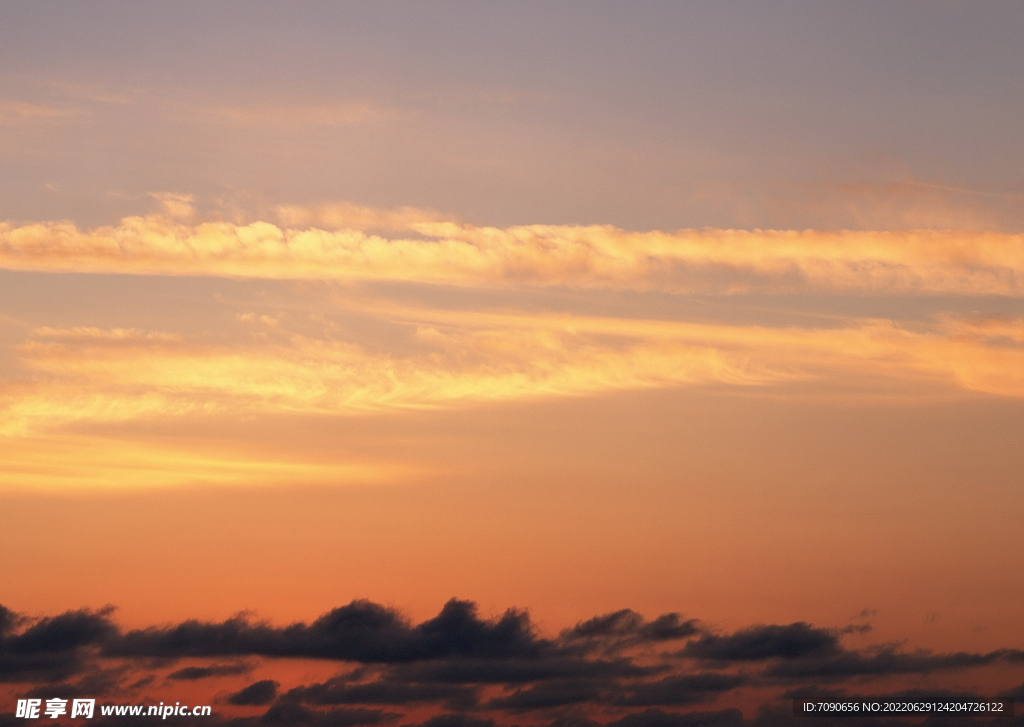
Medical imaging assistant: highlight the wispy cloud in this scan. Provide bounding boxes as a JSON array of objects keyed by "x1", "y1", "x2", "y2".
[
  {"x1": 1, "y1": 319, "x2": 783, "y2": 438},
  {"x1": 5, "y1": 311, "x2": 1024, "y2": 448},
  {"x1": 0, "y1": 434, "x2": 415, "y2": 491},
  {"x1": 0, "y1": 99, "x2": 81, "y2": 127}
]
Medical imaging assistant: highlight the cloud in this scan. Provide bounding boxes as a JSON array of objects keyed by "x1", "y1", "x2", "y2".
[
  {"x1": 678, "y1": 624, "x2": 1024, "y2": 681},
  {"x1": 409, "y1": 715, "x2": 496, "y2": 727},
  {"x1": 486, "y1": 679, "x2": 605, "y2": 710},
  {"x1": 997, "y1": 682, "x2": 1024, "y2": 701},
  {"x1": 107, "y1": 600, "x2": 547, "y2": 664},
  {"x1": 561, "y1": 611, "x2": 700, "y2": 653},
  {"x1": 0, "y1": 434, "x2": 409, "y2": 491},
  {"x1": 0, "y1": 318, "x2": 786, "y2": 438},
  {"x1": 611, "y1": 675, "x2": 748, "y2": 707},
  {"x1": 228, "y1": 680, "x2": 280, "y2": 706},
  {"x1": 19, "y1": 667, "x2": 129, "y2": 700},
  {"x1": 284, "y1": 677, "x2": 477, "y2": 708},
  {"x1": 168, "y1": 663, "x2": 253, "y2": 681},
  {"x1": 762, "y1": 647, "x2": 1015, "y2": 680},
  {"x1": 3, "y1": 209, "x2": 1024, "y2": 295},
  {"x1": 385, "y1": 658, "x2": 657, "y2": 686},
  {"x1": 564, "y1": 610, "x2": 700, "y2": 642},
  {"x1": 0, "y1": 608, "x2": 116, "y2": 683},
  {"x1": 4, "y1": 308, "x2": 1024, "y2": 494},
  {"x1": 6, "y1": 306, "x2": 1024, "y2": 491},
  {"x1": 0, "y1": 607, "x2": 20, "y2": 637},
  {"x1": 1, "y1": 601, "x2": 1022, "y2": 727},
  {"x1": 605, "y1": 709, "x2": 743, "y2": 727},
  {"x1": 788, "y1": 686, "x2": 991, "y2": 703},
  {"x1": 681, "y1": 624, "x2": 840, "y2": 662},
  {"x1": 8, "y1": 310, "x2": 1024, "y2": 447},
  {"x1": 254, "y1": 704, "x2": 397, "y2": 726}
]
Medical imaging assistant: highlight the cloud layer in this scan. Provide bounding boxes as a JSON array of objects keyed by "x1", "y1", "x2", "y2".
[{"x1": 1, "y1": 600, "x2": 1021, "y2": 726}]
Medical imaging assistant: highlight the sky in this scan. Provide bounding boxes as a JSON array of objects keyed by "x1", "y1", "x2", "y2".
[{"x1": 2, "y1": 2, "x2": 1024, "y2": 725}]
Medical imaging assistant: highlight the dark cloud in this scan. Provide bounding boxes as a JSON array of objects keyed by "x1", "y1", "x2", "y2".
[
  {"x1": 228, "y1": 679, "x2": 280, "y2": 705},
  {"x1": 284, "y1": 675, "x2": 477, "y2": 707},
  {"x1": 0, "y1": 607, "x2": 117, "y2": 683},
  {"x1": 785, "y1": 685, "x2": 991, "y2": 703},
  {"x1": 256, "y1": 713, "x2": 777, "y2": 727},
  {"x1": 20, "y1": 680, "x2": 93, "y2": 699},
  {"x1": 613, "y1": 674, "x2": 748, "y2": 707},
  {"x1": 1, "y1": 601, "x2": 1021, "y2": 727},
  {"x1": 854, "y1": 687, "x2": 991, "y2": 704},
  {"x1": 0, "y1": 649, "x2": 84, "y2": 683},
  {"x1": 108, "y1": 599, "x2": 546, "y2": 663},
  {"x1": 639, "y1": 615, "x2": 703, "y2": 643},
  {"x1": 20, "y1": 667, "x2": 126, "y2": 699},
  {"x1": 763, "y1": 647, "x2": 1006, "y2": 680},
  {"x1": 488, "y1": 679, "x2": 606, "y2": 710},
  {"x1": 683, "y1": 624, "x2": 839, "y2": 662},
  {"x1": 169, "y1": 662, "x2": 253, "y2": 680},
  {"x1": 606, "y1": 709, "x2": 744, "y2": 727},
  {"x1": 564, "y1": 611, "x2": 644, "y2": 640},
  {"x1": 256, "y1": 704, "x2": 398, "y2": 726},
  {"x1": 386, "y1": 656, "x2": 659, "y2": 685},
  {"x1": 410, "y1": 715, "x2": 497, "y2": 727},
  {"x1": 997, "y1": 683, "x2": 1024, "y2": 701},
  {"x1": 0, "y1": 606, "x2": 20, "y2": 636},
  {"x1": 561, "y1": 611, "x2": 700, "y2": 648},
  {"x1": 5, "y1": 608, "x2": 116, "y2": 654},
  {"x1": 129, "y1": 674, "x2": 156, "y2": 690}
]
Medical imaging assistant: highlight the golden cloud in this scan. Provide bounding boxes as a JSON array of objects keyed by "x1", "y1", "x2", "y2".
[
  {"x1": 5, "y1": 311, "x2": 1024, "y2": 441},
  {"x1": 2, "y1": 208, "x2": 1024, "y2": 294},
  {"x1": 2, "y1": 320, "x2": 780, "y2": 437},
  {"x1": 5, "y1": 306, "x2": 1024, "y2": 490}
]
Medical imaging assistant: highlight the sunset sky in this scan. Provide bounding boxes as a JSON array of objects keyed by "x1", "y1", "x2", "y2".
[{"x1": 2, "y1": 2, "x2": 1024, "y2": 724}]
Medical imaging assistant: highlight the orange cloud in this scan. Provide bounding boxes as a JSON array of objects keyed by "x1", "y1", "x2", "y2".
[
  {"x1": 5, "y1": 312, "x2": 1024, "y2": 440},
  {"x1": 5, "y1": 308, "x2": 1024, "y2": 490},
  {"x1": 2, "y1": 208, "x2": 1024, "y2": 294},
  {"x1": 2, "y1": 320, "x2": 782, "y2": 437}
]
